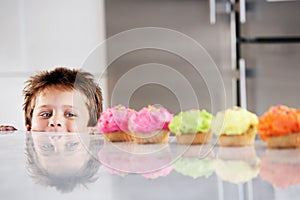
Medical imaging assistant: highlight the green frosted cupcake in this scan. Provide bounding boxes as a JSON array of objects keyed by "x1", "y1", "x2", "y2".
[{"x1": 168, "y1": 110, "x2": 213, "y2": 145}]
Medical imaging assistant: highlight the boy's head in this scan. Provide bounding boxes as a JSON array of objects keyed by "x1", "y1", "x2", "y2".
[{"x1": 23, "y1": 67, "x2": 103, "y2": 133}]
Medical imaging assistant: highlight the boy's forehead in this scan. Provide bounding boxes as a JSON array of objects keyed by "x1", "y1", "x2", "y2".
[
  {"x1": 40, "y1": 85, "x2": 73, "y2": 94},
  {"x1": 36, "y1": 87, "x2": 88, "y2": 104}
]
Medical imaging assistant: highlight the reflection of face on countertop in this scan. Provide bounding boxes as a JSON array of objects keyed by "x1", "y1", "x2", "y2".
[
  {"x1": 31, "y1": 133, "x2": 91, "y2": 176},
  {"x1": 26, "y1": 132, "x2": 101, "y2": 193}
]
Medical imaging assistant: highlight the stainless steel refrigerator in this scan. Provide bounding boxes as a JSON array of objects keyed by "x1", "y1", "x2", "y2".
[
  {"x1": 104, "y1": 0, "x2": 234, "y2": 115},
  {"x1": 104, "y1": 0, "x2": 300, "y2": 116},
  {"x1": 238, "y1": 0, "x2": 300, "y2": 115}
]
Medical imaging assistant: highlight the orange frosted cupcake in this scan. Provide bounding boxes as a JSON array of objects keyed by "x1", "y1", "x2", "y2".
[
  {"x1": 97, "y1": 105, "x2": 136, "y2": 142},
  {"x1": 258, "y1": 105, "x2": 300, "y2": 148},
  {"x1": 128, "y1": 105, "x2": 173, "y2": 144}
]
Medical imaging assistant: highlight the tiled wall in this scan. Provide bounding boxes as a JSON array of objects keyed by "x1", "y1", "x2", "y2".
[{"x1": 0, "y1": 0, "x2": 106, "y2": 130}]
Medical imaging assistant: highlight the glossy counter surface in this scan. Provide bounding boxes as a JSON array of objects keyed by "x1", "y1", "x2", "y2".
[{"x1": 1, "y1": 131, "x2": 300, "y2": 200}]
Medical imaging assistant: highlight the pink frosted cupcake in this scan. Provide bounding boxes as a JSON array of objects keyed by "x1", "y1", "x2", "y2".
[
  {"x1": 129, "y1": 105, "x2": 173, "y2": 144},
  {"x1": 98, "y1": 105, "x2": 136, "y2": 142}
]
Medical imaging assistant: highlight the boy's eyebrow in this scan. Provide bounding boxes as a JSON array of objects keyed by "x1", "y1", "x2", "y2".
[
  {"x1": 62, "y1": 105, "x2": 81, "y2": 110},
  {"x1": 36, "y1": 105, "x2": 79, "y2": 110},
  {"x1": 35, "y1": 105, "x2": 52, "y2": 109}
]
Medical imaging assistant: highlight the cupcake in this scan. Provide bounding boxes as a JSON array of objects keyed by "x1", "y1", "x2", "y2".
[
  {"x1": 97, "y1": 105, "x2": 135, "y2": 142},
  {"x1": 212, "y1": 106, "x2": 258, "y2": 146},
  {"x1": 168, "y1": 109, "x2": 213, "y2": 145},
  {"x1": 258, "y1": 105, "x2": 300, "y2": 148},
  {"x1": 128, "y1": 105, "x2": 173, "y2": 144}
]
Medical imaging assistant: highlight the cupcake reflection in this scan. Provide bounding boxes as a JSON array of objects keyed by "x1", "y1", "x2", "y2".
[
  {"x1": 173, "y1": 157, "x2": 215, "y2": 179},
  {"x1": 141, "y1": 165, "x2": 173, "y2": 179},
  {"x1": 173, "y1": 145, "x2": 215, "y2": 179},
  {"x1": 215, "y1": 146, "x2": 260, "y2": 184},
  {"x1": 98, "y1": 142, "x2": 173, "y2": 175},
  {"x1": 260, "y1": 148, "x2": 300, "y2": 189},
  {"x1": 26, "y1": 132, "x2": 101, "y2": 193}
]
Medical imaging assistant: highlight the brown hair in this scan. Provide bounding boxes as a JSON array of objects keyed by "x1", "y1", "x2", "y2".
[{"x1": 23, "y1": 67, "x2": 103, "y2": 128}]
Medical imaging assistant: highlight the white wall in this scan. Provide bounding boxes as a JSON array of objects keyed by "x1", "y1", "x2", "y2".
[{"x1": 0, "y1": 0, "x2": 106, "y2": 130}]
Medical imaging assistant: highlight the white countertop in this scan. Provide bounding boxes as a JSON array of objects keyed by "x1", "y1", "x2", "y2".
[{"x1": 0, "y1": 131, "x2": 299, "y2": 200}]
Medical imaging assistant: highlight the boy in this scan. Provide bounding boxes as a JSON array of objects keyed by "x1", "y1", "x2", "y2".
[{"x1": 23, "y1": 67, "x2": 103, "y2": 133}]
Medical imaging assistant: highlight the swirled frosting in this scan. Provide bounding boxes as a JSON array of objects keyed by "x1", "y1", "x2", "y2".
[
  {"x1": 212, "y1": 106, "x2": 258, "y2": 136},
  {"x1": 258, "y1": 105, "x2": 300, "y2": 141},
  {"x1": 97, "y1": 105, "x2": 136, "y2": 134},
  {"x1": 128, "y1": 105, "x2": 173, "y2": 133},
  {"x1": 168, "y1": 109, "x2": 213, "y2": 135}
]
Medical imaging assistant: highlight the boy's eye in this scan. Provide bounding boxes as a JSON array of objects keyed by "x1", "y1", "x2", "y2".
[
  {"x1": 41, "y1": 113, "x2": 52, "y2": 118},
  {"x1": 65, "y1": 113, "x2": 76, "y2": 117}
]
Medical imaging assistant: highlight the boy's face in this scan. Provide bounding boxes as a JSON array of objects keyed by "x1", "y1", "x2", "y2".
[{"x1": 31, "y1": 88, "x2": 90, "y2": 133}]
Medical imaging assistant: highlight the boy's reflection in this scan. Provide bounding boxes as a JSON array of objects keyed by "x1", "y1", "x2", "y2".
[{"x1": 26, "y1": 132, "x2": 101, "y2": 193}]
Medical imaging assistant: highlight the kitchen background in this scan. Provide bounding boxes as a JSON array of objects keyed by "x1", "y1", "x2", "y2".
[{"x1": 1, "y1": 0, "x2": 300, "y2": 130}]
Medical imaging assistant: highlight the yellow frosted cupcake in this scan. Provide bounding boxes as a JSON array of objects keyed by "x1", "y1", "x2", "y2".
[
  {"x1": 168, "y1": 109, "x2": 213, "y2": 145},
  {"x1": 212, "y1": 106, "x2": 258, "y2": 146}
]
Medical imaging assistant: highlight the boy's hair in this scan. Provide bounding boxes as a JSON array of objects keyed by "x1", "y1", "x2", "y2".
[{"x1": 23, "y1": 67, "x2": 103, "y2": 127}]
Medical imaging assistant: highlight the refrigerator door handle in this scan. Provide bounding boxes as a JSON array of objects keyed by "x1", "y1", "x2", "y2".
[
  {"x1": 239, "y1": 58, "x2": 247, "y2": 109},
  {"x1": 209, "y1": 0, "x2": 216, "y2": 24},
  {"x1": 240, "y1": 0, "x2": 246, "y2": 23},
  {"x1": 210, "y1": 1, "x2": 232, "y2": 24}
]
